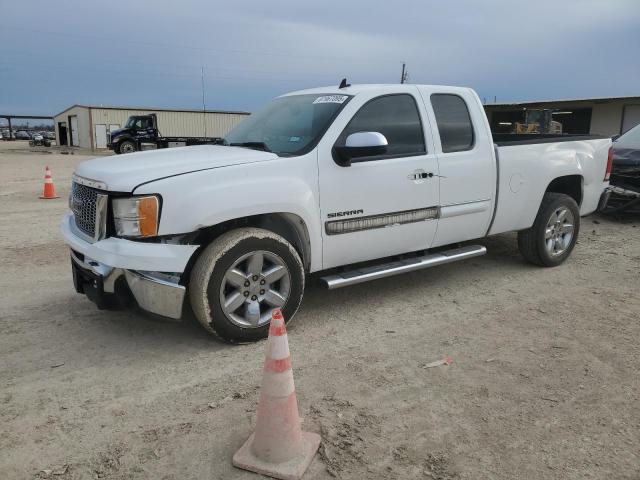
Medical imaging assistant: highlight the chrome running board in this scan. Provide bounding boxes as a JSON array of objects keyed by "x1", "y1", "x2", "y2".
[{"x1": 320, "y1": 245, "x2": 486, "y2": 289}]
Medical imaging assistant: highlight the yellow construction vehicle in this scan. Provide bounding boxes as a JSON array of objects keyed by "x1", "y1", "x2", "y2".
[{"x1": 514, "y1": 109, "x2": 562, "y2": 134}]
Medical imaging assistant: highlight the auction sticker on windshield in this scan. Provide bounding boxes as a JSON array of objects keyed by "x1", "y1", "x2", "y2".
[{"x1": 313, "y1": 95, "x2": 349, "y2": 104}]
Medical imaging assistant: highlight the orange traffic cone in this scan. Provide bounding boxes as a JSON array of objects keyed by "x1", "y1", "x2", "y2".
[
  {"x1": 233, "y1": 309, "x2": 320, "y2": 480},
  {"x1": 39, "y1": 166, "x2": 59, "y2": 199}
]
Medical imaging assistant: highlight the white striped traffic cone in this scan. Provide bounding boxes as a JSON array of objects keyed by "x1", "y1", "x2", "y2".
[
  {"x1": 39, "y1": 166, "x2": 59, "y2": 199},
  {"x1": 233, "y1": 309, "x2": 320, "y2": 480}
]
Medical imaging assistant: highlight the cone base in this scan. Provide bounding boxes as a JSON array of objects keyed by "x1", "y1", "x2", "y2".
[
  {"x1": 39, "y1": 196, "x2": 60, "y2": 199},
  {"x1": 233, "y1": 431, "x2": 320, "y2": 480}
]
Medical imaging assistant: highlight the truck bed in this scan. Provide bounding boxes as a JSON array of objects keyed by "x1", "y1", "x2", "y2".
[{"x1": 488, "y1": 135, "x2": 611, "y2": 236}]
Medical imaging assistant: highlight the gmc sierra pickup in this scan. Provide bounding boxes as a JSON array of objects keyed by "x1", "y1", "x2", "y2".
[{"x1": 61, "y1": 83, "x2": 613, "y2": 342}]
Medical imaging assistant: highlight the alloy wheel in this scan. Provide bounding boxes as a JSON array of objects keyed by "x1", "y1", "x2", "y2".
[{"x1": 219, "y1": 250, "x2": 291, "y2": 327}]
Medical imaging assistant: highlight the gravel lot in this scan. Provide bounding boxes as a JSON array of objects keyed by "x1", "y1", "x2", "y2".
[{"x1": 1, "y1": 141, "x2": 639, "y2": 480}]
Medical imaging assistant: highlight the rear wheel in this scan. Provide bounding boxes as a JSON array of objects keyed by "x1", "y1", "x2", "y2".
[
  {"x1": 518, "y1": 192, "x2": 580, "y2": 267},
  {"x1": 118, "y1": 140, "x2": 136, "y2": 154},
  {"x1": 189, "y1": 228, "x2": 305, "y2": 342}
]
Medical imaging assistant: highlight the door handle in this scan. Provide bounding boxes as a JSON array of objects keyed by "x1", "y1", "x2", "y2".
[{"x1": 408, "y1": 172, "x2": 434, "y2": 181}]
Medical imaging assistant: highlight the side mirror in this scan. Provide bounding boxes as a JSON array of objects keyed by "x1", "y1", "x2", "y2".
[{"x1": 333, "y1": 132, "x2": 388, "y2": 167}]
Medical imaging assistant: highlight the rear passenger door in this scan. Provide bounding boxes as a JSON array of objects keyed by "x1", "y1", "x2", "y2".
[{"x1": 419, "y1": 88, "x2": 496, "y2": 247}]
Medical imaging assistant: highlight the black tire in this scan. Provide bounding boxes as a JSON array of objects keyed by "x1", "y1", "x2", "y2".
[
  {"x1": 188, "y1": 228, "x2": 305, "y2": 342},
  {"x1": 518, "y1": 192, "x2": 580, "y2": 267},
  {"x1": 117, "y1": 140, "x2": 136, "y2": 154}
]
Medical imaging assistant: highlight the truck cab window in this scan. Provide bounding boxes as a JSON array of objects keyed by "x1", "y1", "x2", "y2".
[
  {"x1": 430, "y1": 94, "x2": 474, "y2": 153},
  {"x1": 124, "y1": 116, "x2": 152, "y2": 129},
  {"x1": 336, "y1": 94, "x2": 426, "y2": 158}
]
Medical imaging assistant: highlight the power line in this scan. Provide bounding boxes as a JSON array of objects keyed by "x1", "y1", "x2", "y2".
[
  {"x1": 0, "y1": 26, "x2": 397, "y2": 65},
  {"x1": 0, "y1": 46, "x2": 349, "y2": 79},
  {"x1": 0, "y1": 59, "x2": 346, "y2": 84},
  {"x1": 201, "y1": 66, "x2": 207, "y2": 138}
]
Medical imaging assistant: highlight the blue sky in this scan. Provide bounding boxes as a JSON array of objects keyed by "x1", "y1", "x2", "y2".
[{"x1": 1, "y1": 0, "x2": 639, "y2": 118}]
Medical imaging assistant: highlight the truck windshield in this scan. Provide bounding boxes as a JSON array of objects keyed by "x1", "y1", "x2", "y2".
[{"x1": 224, "y1": 94, "x2": 352, "y2": 156}]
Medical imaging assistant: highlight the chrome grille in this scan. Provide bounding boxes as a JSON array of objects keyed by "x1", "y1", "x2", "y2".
[{"x1": 70, "y1": 181, "x2": 99, "y2": 238}]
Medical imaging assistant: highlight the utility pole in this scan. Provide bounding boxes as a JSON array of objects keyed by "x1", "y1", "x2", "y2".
[
  {"x1": 400, "y1": 62, "x2": 408, "y2": 84},
  {"x1": 201, "y1": 66, "x2": 207, "y2": 139}
]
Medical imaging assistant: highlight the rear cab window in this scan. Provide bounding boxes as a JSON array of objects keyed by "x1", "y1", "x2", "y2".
[{"x1": 430, "y1": 94, "x2": 475, "y2": 153}]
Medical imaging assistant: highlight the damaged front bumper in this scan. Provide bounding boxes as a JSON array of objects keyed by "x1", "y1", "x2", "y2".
[
  {"x1": 603, "y1": 165, "x2": 640, "y2": 214},
  {"x1": 61, "y1": 213, "x2": 199, "y2": 319}
]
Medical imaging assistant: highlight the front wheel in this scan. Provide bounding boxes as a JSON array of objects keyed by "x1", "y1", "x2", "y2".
[
  {"x1": 518, "y1": 192, "x2": 580, "y2": 267},
  {"x1": 117, "y1": 140, "x2": 137, "y2": 154},
  {"x1": 189, "y1": 228, "x2": 305, "y2": 342}
]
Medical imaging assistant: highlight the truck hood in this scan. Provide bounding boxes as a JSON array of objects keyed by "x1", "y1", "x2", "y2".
[{"x1": 74, "y1": 145, "x2": 278, "y2": 192}]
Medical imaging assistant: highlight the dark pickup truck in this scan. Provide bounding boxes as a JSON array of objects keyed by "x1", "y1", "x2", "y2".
[{"x1": 107, "y1": 113, "x2": 222, "y2": 154}]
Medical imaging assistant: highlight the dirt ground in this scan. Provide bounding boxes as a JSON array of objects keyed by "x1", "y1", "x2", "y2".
[{"x1": 1, "y1": 141, "x2": 638, "y2": 480}]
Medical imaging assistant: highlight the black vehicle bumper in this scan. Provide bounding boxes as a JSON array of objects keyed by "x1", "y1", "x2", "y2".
[
  {"x1": 596, "y1": 188, "x2": 612, "y2": 212},
  {"x1": 71, "y1": 254, "x2": 122, "y2": 309}
]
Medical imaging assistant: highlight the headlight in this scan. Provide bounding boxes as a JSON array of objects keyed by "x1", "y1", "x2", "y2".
[{"x1": 112, "y1": 195, "x2": 159, "y2": 237}]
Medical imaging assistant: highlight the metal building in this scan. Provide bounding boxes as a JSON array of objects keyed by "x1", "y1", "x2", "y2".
[
  {"x1": 52, "y1": 105, "x2": 249, "y2": 150},
  {"x1": 484, "y1": 95, "x2": 640, "y2": 136}
]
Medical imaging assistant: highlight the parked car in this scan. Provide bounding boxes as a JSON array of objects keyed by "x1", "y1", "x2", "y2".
[
  {"x1": 15, "y1": 131, "x2": 30, "y2": 140},
  {"x1": 604, "y1": 124, "x2": 640, "y2": 213},
  {"x1": 61, "y1": 83, "x2": 612, "y2": 342},
  {"x1": 44, "y1": 131, "x2": 56, "y2": 140}
]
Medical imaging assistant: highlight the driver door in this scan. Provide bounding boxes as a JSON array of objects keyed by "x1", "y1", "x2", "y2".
[
  {"x1": 317, "y1": 90, "x2": 440, "y2": 269},
  {"x1": 137, "y1": 117, "x2": 156, "y2": 142}
]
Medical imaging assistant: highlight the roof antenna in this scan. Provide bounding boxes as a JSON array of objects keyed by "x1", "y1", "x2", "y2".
[{"x1": 339, "y1": 78, "x2": 350, "y2": 89}]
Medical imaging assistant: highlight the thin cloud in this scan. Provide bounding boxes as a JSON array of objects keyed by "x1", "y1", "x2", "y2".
[{"x1": 0, "y1": 0, "x2": 637, "y2": 115}]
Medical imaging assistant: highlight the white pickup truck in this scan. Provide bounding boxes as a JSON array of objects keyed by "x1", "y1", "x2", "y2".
[{"x1": 61, "y1": 83, "x2": 613, "y2": 341}]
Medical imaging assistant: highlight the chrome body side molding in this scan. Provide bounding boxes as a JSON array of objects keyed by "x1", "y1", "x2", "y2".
[{"x1": 325, "y1": 207, "x2": 438, "y2": 235}]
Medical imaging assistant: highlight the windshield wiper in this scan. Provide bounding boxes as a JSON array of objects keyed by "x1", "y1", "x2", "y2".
[{"x1": 229, "y1": 141, "x2": 271, "y2": 152}]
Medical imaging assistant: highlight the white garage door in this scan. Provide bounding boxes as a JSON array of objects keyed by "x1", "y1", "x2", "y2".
[
  {"x1": 95, "y1": 124, "x2": 107, "y2": 149},
  {"x1": 70, "y1": 116, "x2": 79, "y2": 146},
  {"x1": 622, "y1": 105, "x2": 640, "y2": 134}
]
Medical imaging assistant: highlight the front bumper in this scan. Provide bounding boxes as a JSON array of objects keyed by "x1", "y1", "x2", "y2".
[{"x1": 61, "y1": 213, "x2": 199, "y2": 319}]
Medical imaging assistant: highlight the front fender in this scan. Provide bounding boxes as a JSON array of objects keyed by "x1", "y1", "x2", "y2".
[{"x1": 133, "y1": 155, "x2": 323, "y2": 271}]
